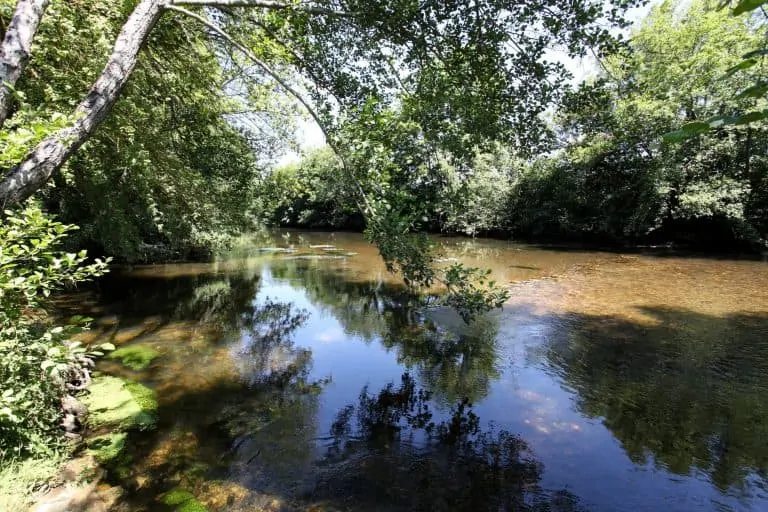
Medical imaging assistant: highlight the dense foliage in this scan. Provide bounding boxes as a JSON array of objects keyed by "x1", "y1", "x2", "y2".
[
  {"x1": 0, "y1": 205, "x2": 109, "y2": 459},
  {"x1": 262, "y1": 1, "x2": 768, "y2": 249},
  {"x1": 0, "y1": 0, "x2": 290, "y2": 262}
]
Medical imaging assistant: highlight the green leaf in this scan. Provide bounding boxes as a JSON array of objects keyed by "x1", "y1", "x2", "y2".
[
  {"x1": 742, "y1": 48, "x2": 768, "y2": 59},
  {"x1": 732, "y1": 0, "x2": 768, "y2": 15},
  {"x1": 735, "y1": 83, "x2": 768, "y2": 99},
  {"x1": 707, "y1": 115, "x2": 739, "y2": 128},
  {"x1": 723, "y1": 58, "x2": 757, "y2": 78},
  {"x1": 733, "y1": 110, "x2": 768, "y2": 124}
]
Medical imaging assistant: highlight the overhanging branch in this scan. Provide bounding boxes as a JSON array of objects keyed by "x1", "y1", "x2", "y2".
[
  {"x1": 170, "y1": 0, "x2": 349, "y2": 16},
  {"x1": 166, "y1": 4, "x2": 372, "y2": 212}
]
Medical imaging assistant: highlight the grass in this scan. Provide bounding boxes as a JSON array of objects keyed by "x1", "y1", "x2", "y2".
[{"x1": 0, "y1": 454, "x2": 64, "y2": 512}]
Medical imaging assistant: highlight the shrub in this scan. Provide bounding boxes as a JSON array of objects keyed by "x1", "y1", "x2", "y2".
[{"x1": 0, "y1": 204, "x2": 110, "y2": 459}]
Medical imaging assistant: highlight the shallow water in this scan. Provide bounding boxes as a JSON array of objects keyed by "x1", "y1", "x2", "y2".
[{"x1": 67, "y1": 232, "x2": 768, "y2": 511}]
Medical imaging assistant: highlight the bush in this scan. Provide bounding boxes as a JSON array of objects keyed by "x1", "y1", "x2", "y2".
[{"x1": 0, "y1": 204, "x2": 110, "y2": 459}]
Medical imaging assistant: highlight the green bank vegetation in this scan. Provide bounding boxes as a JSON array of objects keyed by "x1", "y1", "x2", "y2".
[{"x1": 261, "y1": 1, "x2": 768, "y2": 250}]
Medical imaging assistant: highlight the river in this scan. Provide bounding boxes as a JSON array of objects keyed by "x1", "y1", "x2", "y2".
[{"x1": 63, "y1": 231, "x2": 768, "y2": 511}]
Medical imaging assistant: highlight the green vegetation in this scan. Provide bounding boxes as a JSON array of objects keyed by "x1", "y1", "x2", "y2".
[
  {"x1": 84, "y1": 375, "x2": 158, "y2": 431},
  {"x1": 0, "y1": 204, "x2": 109, "y2": 459},
  {"x1": 262, "y1": 1, "x2": 768, "y2": 250},
  {"x1": 162, "y1": 488, "x2": 209, "y2": 512},
  {"x1": 87, "y1": 432, "x2": 128, "y2": 467},
  {"x1": 108, "y1": 344, "x2": 161, "y2": 371},
  {"x1": 0, "y1": 454, "x2": 64, "y2": 512},
  {"x1": 3, "y1": 0, "x2": 768, "y2": 496}
]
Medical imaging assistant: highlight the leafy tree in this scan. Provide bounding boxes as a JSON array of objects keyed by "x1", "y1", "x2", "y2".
[
  {"x1": 257, "y1": 147, "x2": 362, "y2": 229},
  {"x1": 0, "y1": 204, "x2": 110, "y2": 459},
  {"x1": 518, "y1": 0, "x2": 768, "y2": 246},
  {"x1": 667, "y1": 0, "x2": 768, "y2": 139},
  {"x1": 0, "y1": 0, "x2": 645, "y2": 319},
  {"x1": 0, "y1": 0, "x2": 290, "y2": 261}
]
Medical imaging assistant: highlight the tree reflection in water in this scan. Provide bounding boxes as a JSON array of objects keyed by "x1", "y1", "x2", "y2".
[
  {"x1": 313, "y1": 372, "x2": 583, "y2": 512},
  {"x1": 270, "y1": 261, "x2": 504, "y2": 404},
  {"x1": 538, "y1": 306, "x2": 768, "y2": 492}
]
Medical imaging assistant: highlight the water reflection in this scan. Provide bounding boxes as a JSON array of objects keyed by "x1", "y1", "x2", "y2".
[
  {"x1": 313, "y1": 373, "x2": 584, "y2": 512},
  {"x1": 60, "y1": 233, "x2": 768, "y2": 511},
  {"x1": 538, "y1": 306, "x2": 768, "y2": 492},
  {"x1": 269, "y1": 260, "x2": 503, "y2": 404}
]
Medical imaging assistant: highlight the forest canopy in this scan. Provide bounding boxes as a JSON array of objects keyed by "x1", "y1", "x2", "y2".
[{"x1": 261, "y1": 0, "x2": 768, "y2": 250}]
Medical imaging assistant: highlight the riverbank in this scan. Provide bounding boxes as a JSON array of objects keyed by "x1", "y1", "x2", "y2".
[{"x1": 4, "y1": 373, "x2": 161, "y2": 512}]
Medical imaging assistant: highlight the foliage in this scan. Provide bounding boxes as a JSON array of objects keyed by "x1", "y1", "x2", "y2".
[
  {"x1": 0, "y1": 204, "x2": 110, "y2": 459},
  {"x1": 667, "y1": 0, "x2": 768, "y2": 139},
  {"x1": 2, "y1": 0, "x2": 290, "y2": 262},
  {"x1": 0, "y1": 453, "x2": 64, "y2": 512},
  {"x1": 553, "y1": 0, "x2": 768, "y2": 246},
  {"x1": 260, "y1": 1, "x2": 768, "y2": 249},
  {"x1": 256, "y1": 147, "x2": 362, "y2": 229}
]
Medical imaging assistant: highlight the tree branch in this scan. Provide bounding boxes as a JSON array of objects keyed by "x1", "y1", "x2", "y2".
[
  {"x1": 0, "y1": 0, "x2": 51, "y2": 128},
  {"x1": 170, "y1": 0, "x2": 349, "y2": 16},
  {"x1": 0, "y1": 0, "x2": 166, "y2": 206},
  {"x1": 166, "y1": 4, "x2": 372, "y2": 213}
]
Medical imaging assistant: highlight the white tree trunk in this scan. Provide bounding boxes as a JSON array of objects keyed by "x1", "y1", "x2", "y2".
[
  {"x1": 0, "y1": 0, "x2": 51, "y2": 127},
  {"x1": 0, "y1": 0, "x2": 165, "y2": 206},
  {"x1": 0, "y1": 0, "x2": 347, "y2": 206}
]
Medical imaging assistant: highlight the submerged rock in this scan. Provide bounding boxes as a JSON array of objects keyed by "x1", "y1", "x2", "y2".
[
  {"x1": 31, "y1": 456, "x2": 122, "y2": 512},
  {"x1": 86, "y1": 433, "x2": 128, "y2": 470},
  {"x1": 162, "y1": 488, "x2": 209, "y2": 512},
  {"x1": 107, "y1": 344, "x2": 161, "y2": 371},
  {"x1": 83, "y1": 376, "x2": 158, "y2": 432},
  {"x1": 257, "y1": 247, "x2": 297, "y2": 254}
]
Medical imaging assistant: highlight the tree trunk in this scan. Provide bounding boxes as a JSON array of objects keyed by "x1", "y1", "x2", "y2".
[
  {"x1": 0, "y1": 0, "x2": 347, "y2": 207},
  {"x1": 0, "y1": 0, "x2": 165, "y2": 207},
  {"x1": 0, "y1": 0, "x2": 51, "y2": 127}
]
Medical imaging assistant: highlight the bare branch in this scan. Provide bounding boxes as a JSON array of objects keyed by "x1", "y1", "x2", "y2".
[
  {"x1": 0, "y1": 0, "x2": 51, "y2": 128},
  {"x1": 170, "y1": 0, "x2": 349, "y2": 16}
]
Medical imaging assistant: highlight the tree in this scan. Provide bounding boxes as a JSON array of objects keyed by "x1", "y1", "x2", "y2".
[
  {"x1": 529, "y1": 0, "x2": 768, "y2": 246},
  {"x1": 0, "y1": 0, "x2": 644, "y2": 203},
  {"x1": 0, "y1": 0, "x2": 645, "y2": 318},
  {"x1": 666, "y1": 0, "x2": 768, "y2": 140}
]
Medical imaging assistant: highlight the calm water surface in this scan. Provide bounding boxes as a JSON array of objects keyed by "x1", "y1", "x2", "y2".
[{"x1": 67, "y1": 232, "x2": 768, "y2": 511}]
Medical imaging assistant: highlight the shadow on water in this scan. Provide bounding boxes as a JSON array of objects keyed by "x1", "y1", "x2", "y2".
[
  {"x1": 534, "y1": 306, "x2": 768, "y2": 493},
  {"x1": 62, "y1": 252, "x2": 768, "y2": 511}
]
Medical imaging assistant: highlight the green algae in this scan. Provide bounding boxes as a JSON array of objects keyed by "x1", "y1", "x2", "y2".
[
  {"x1": 107, "y1": 344, "x2": 161, "y2": 371},
  {"x1": 84, "y1": 376, "x2": 158, "y2": 431},
  {"x1": 87, "y1": 433, "x2": 127, "y2": 465},
  {"x1": 162, "y1": 488, "x2": 209, "y2": 512},
  {"x1": 86, "y1": 433, "x2": 133, "y2": 479}
]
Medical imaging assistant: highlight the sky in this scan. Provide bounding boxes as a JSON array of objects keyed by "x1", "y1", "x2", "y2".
[{"x1": 277, "y1": 0, "x2": 658, "y2": 165}]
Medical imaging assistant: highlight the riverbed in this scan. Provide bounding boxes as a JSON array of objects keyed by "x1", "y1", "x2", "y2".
[{"x1": 64, "y1": 231, "x2": 768, "y2": 511}]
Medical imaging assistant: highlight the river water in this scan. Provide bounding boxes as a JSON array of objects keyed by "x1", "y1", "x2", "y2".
[{"x1": 66, "y1": 231, "x2": 768, "y2": 511}]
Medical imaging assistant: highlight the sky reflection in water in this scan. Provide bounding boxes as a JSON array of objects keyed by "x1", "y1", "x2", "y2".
[{"x1": 74, "y1": 232, "x2": 768, "y2": 512}]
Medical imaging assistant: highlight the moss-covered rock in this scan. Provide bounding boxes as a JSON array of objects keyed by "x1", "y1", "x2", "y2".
[
  {"x1": 87, "y1": 433, "x2": 127, "y2": 465},
  {"x1": 107, "y1": 344, "x2": 161, "y2": 371},
  {"x1": 85, "y1": 433, "x2": 134, "y2": 479},
  {"x1": 83, "y1": 376, "x2": 158, "y2": 431},
  {"x1": 162, "y1": 488, "x2": 209, "y2": 512}
]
